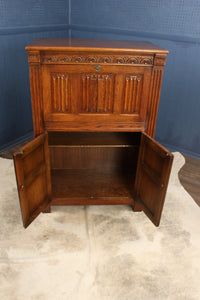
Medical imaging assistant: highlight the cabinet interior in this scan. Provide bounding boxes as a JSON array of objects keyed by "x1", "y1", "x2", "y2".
[{"x1": 48, "y1": 132, "x2": 141, "y2": 204}]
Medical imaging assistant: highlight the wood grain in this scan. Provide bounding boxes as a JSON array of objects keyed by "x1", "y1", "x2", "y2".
[
  {"x1": 2, "y1": 144, "x2": 199, "y2": 208},
  {"x1": 27, "y1": 39, "x2": 167, "y2": 136},
  {"x1": 178, "y1": 156, "x2": 200, "y2": 206},
  {"x1": 13, "y1": 133, "x2": 51, "y2": 228},
  {"x1": 134, "y1": 132, "x2": 173, "y2": 226},
  {"x1": 51, "y1": 169, "x2": 134, "y2": 205},
  {"x1": 26, "y1": 38, "x2": 169, "y2": 53},
  {"x1": 12, "y1": 39, "x2": 172, "y2": 227}
]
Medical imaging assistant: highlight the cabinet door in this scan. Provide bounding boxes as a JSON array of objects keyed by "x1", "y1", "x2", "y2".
[
  {"x1": 14, "y1": 132, "x2": 51, "y2": 228},
  {"x1": 134, "y1": 132, "x2": 173, "y2": 226},
  {"x1": 42, "y1": 64, "x2": 151, "y2": 131}
]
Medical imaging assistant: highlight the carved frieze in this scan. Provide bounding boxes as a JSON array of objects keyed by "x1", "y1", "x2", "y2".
[
  {"x1": 28, "y1": 51, "x2": 40, "y2": 64},
  {"x1": 42, "y1": 55, "x2": 153, "y2": 65},
  {"x1": 154, "y1": 54, "x2": 167, "y2": 66}
]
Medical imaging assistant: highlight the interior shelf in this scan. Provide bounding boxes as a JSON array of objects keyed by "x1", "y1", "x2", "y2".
[
  {"x1": 51, "y1": 169, "x2": 135, "y2": 205},
  {"x1": 49, "y1": 132, "x2": 139, "y2": 206}
]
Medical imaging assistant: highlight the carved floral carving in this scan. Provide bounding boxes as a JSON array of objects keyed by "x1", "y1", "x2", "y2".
[
  {"x1": 71, "y1": 56, "x2": 84, "y2": 63},
  {"x1": 42, "y1": 55, "x2": 153, "y2": 65},
  {"x1": 85, "y1": 56, "x2": 97, "y2": 63},
  {"x1": 98, "y1": 56, "x2": 112, "y2": 63},
  {"x1": 28, "y1": 54, "x2": 40, "y2": 64}
]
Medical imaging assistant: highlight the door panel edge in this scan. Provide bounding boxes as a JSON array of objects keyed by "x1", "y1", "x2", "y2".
[
  {"x1": 134, "y1": 132, "x2": 173, "y2": 226},
  {"x1": 13, "y1": 132, "x2": 52, "y2": 228}
]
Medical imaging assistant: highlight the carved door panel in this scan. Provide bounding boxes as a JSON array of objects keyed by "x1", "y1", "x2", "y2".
[
  {"x1": 79, "y1": 73, "x2": 115, "y2": 113},
  {"x1": 14, "y1": 133, "x2": 51, "y2": 228},
  {"x1": 42, "y1": 64, "x2": 151, "y2": 131},
  {"x1": 134, "y1": 132, "x2": 173, "y2": 226}
]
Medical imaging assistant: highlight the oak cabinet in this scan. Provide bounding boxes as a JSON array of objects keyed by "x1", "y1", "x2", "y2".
[{"x1": 14, "y1": 38, "x2": 173, "y2": 228}]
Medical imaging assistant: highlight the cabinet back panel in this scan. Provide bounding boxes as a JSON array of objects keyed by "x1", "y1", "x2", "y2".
[
  {"x1": 49, "y1": 146, "x2": 139, "y2": 171},
  {"x1": 48, "y1": 131, "x2": 140, "y2": 171},
  {"x1": 48, "y1": 131, "x2": 141, "y2": 146}
]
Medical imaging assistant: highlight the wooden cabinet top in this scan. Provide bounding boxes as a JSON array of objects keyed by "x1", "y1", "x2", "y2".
[{"x1": 26, "y1": 38, "x2": 168, "y2": 54}]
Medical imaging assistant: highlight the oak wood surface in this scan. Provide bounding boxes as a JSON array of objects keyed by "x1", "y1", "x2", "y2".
[
  {"x1": 48, "y1": 131, "x2": 141, "y2": 146},
  {"x1": 1, "y1": 147, "x2": 198, "y2": 206},
  {"x1": 12, "y1": 39, "x2": 172, "y2": 227},
  {"x1": 13, "y1": 133, "x2": 51, "y2": 228},
  {"x1": 27, "y1": 38, "x2": 167, "y2": 137},
  {"x1": 134, "y1": 132, "x2": 173, "y2": 226},
  {"x1": 41, "y1": 64, "x2": 151, "y2": 133},
  {"x1": 26, "y1": 38, "x2": 169, "y2": 53},
  {"x1": 49, "y1": 146, "x2": 138, "y2": 171},
  {"x1": 179, "y1": 156, "x2": 200, "y2": 207},
  {"x1": 51, "y1": 169, "x2": 134, "y2": 205}
]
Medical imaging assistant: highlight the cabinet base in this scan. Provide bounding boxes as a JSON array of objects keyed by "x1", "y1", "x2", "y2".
[
  {"x1": 132, "y1": 201, "x2": 142, "y2": 212},
  {"x1": 43, "y1": 200, "x2": 143, "y2": 214},
  {"x1": 42, "y1": 205, "x2": 51, "y2": 213}
]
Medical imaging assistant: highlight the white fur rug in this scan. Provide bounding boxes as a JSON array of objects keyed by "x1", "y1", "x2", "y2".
[{"x1": 0, "y1": 153, "x2": 200, "y2": 300}]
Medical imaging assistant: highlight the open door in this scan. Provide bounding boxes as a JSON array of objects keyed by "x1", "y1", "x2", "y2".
[
  {"x1": 14, "y1": 132, "x2": 51, "y2": 228},
  {"x1": 134, "y1": 132, "x2": 173, "y2": 226}
]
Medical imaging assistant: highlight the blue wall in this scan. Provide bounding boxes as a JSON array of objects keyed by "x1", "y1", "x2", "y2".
[
  {"x1": 70, "y1": 0, "x2": 200, "y2": 158},
  {"x1": 1, "y1": 0, "x2": 200, "y2": 158},
  {"x1": 0, "y1": 1, "x2": 69, "y2": 150},
  {"x1": 71, "y1": 0, "x2": 200, "y2": 38}
]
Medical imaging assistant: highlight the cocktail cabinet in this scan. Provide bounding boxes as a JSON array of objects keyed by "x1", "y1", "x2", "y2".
[{"x1": 14, "y1": 38, "x2": 173, "y2": 228}]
